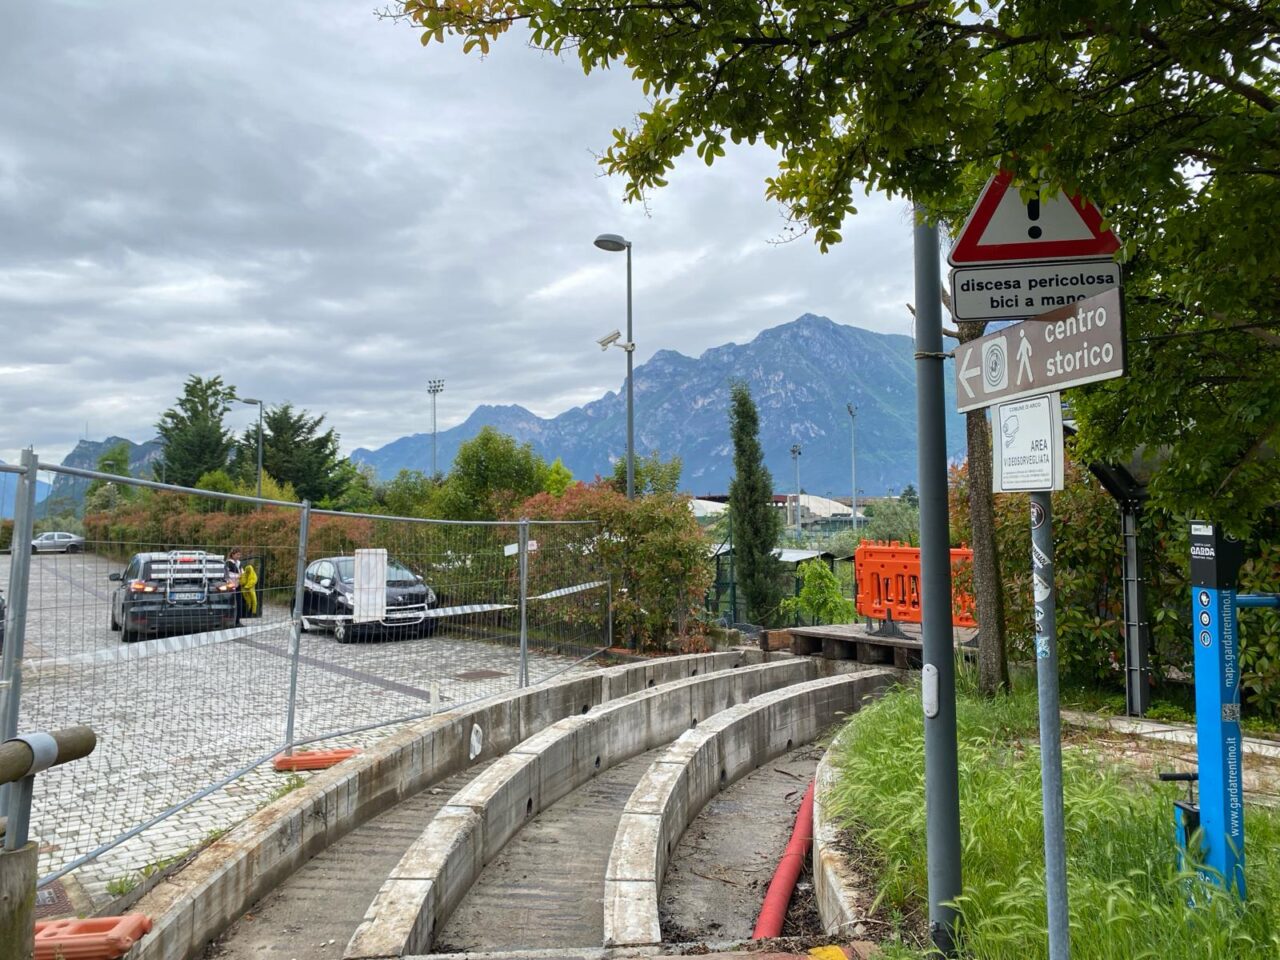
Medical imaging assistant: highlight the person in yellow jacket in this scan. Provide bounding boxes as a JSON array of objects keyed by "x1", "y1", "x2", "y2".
[{"x1": 240, "y1": 561, "x2": 258, "y2": 617}]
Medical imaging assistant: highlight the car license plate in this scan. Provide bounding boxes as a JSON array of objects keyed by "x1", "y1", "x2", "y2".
[{"x1": 169, "y1": 590, "x2": 204, "y2": 603}]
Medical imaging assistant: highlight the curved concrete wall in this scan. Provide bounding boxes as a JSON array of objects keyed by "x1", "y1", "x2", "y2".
[
  {"x1": 126, "y1": 651, "x2": 750, "y2": 960},
  {"x1": 345, "y1": 658, "x2": 816, "y2": 959},
  {"x1": 602, "y1": 669, "x2": 895, "y2": 948}
]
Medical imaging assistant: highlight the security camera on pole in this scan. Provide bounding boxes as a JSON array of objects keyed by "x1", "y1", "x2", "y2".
[{"x1": 948, "y1": 171, "x2": 1127, "y2": 960}]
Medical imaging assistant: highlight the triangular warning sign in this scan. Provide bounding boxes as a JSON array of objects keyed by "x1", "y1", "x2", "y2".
[{"x1": 948, "y1": 170, "x2": 1120, "y2": 266}]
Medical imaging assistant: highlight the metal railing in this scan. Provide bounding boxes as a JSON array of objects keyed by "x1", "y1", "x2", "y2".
[{"x1": 1, "y1": 450, "x2": 611, "y2": 897}]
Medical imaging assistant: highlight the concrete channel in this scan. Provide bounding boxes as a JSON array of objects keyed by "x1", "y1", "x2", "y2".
[{"x1": 123, "y1": 651, "x2": 892, "y2": 960}]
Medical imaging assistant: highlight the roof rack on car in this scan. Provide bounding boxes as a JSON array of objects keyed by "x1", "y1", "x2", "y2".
[{"x1": 151, "y1": 550, "x2": 224, "y2": 598}]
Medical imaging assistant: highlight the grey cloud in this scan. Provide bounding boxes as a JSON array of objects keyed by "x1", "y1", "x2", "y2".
[{"x1": 0, "y1": 0, "x2": 918, "y2": 466}]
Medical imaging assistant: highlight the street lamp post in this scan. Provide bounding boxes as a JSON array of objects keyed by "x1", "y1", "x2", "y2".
[
  {"x1": 238, "y1": 398, "x2": 264, "y2": 500},
  {"x1": 427, "y1": 379, "x2": 445, "y2": 478},
  {"x1": 594, "y1": 233, "x2": 635, "y2": 500},
  {"x1": 790, "y1": 443, "x2": 802, "y2": 539},
  {"x1": 846, "y1": 403, "x2": 857, "y2": 534}
]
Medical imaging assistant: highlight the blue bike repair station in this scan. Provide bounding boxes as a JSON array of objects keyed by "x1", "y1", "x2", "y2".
[{"x1": 1168, "y1": 521, "x2": 1280, "y2": 899}]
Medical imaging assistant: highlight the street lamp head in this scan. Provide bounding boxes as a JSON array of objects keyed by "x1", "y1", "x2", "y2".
[
  {"x1": 846, "y1": 402, "x2": 856, "y2": 418},
  {"x1": 593, "y1": 233, "x2": 630, "y2": 253},
  {"x1": 238, "y1": 397, "x2": 261, "y2": 406},
  {"x1": 790, "y1": 444, "x2": 802, "y2": 457},
  {"x1": 427, "y1": 379, "x2": 445, "y2": 394}
]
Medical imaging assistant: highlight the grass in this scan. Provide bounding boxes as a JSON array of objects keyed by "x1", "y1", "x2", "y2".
[
  {"x1": 261, "y1": 772, "x2": 308, "y2": 807},
  {"x1": 827, "y1": 673, "x2": 1280, "y2": 959}
]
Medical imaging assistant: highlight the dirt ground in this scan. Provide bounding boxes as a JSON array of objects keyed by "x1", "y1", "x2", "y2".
[{"x1": 1065, "y1": 725, "x2": 1280, "y2": 806}]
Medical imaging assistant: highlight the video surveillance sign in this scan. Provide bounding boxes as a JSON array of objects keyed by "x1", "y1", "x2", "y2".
[{"x1": 993, "y1": 393, "x2": 1064, "y2": 493}]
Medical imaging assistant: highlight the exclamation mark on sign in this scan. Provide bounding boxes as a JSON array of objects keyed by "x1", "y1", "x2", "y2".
[{"x1": 1027, "y1": 197, "x2": 1042, "y2": 239}]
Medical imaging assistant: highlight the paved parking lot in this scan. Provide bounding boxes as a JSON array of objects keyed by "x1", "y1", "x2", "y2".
[{"x1": 1, "y1": 551, "x2": 603, "y2": 903}]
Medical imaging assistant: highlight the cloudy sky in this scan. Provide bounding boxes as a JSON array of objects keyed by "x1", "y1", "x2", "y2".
[{"x1": 0, "y1": 0, "x2": 919, "y2": 467}]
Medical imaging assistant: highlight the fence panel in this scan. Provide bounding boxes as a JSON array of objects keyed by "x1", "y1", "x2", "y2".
[
  {"x1": 288, "y1": 513, "x2": 610, "y2": 746},
  {"x1": 1, "y1": 458, "x2": 610, "y2": 902},
  {"x1": 13, "y1": 466, "x2": 303, "y2": 895}
]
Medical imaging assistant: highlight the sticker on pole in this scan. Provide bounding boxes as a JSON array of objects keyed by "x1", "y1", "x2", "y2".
[{"x1": 993, "y1": 394, "x2": 1064, "y2": 493}]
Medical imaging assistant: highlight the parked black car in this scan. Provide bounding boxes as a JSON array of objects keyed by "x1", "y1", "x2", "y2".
[
  {"x1": 109, "y1": 551, "x2": 239, "y2": 643},
  {"x1": 300, "y1": 556, "x2": 438, "y2": 643}
]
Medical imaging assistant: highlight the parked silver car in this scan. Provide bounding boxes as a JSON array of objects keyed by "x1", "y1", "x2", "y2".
[{"x1": 32, "y1": 531, "x2": 85, "y2": 554}]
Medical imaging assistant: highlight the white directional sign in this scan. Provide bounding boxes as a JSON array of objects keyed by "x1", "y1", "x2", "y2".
[
  {"x1": 993, "y1": 394, "x2": 1064, "y2": 493},
  {"x1": 954, "y1": 287, "x2": 1125, "y2": 413}
]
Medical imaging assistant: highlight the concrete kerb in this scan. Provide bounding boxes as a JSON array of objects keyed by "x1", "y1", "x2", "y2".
[
  {"x1": 812, "y1": 721, "x2": 863, "y2": 938},
  {"x1": 344, "y1": 658, "x2": 815, "y2": 960},
  {"x1": 124, "y1": 652, "x2": 748, "y2": 960},
  {"x1": 603, "y1": 670, "x2": 896, "y2": 948}
]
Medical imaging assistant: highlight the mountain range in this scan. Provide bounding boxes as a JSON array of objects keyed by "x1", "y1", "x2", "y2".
[
  {"x1": 34, "y1": 437, "x2": 162, "y2": 518},
  {"x1": 23, "y1": 315, "x2": 968, "y2": 515},
  {"x1": 0, "y1": 464, "x2": 51, "y2": 520},
  {"x1": 352, "y1": 314, "x2": 967, "y2": 497}
]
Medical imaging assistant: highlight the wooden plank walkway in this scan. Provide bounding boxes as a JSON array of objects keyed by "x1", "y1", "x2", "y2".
[{"x1": 788, "y1": 622, "x2": 978, "y2": 669}]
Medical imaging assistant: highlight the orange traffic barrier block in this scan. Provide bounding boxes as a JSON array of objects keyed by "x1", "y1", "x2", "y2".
[
  {"x1": 35, "y1": 914, "x2": 152, "y2": 960},
  {"x1": 855, "y1": 540, "x2": 976, "y2": 628},
  {"x1": 272, "y1": 747, "x2": 361, "y2": 772}
]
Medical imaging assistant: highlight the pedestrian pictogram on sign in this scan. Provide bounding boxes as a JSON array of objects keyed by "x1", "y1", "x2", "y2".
[{"x1": 948, "y1": 170, "x2": 1120, "y2": 266}]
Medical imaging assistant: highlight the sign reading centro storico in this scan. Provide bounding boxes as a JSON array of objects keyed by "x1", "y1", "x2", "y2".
[{"x1": 954, "y1": 287, "x2": 1126, "y2": 413}]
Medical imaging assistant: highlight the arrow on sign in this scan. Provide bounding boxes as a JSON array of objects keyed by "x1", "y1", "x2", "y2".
[{"x1": 958, "y1": 346, "x2": 980, "y2": 399}]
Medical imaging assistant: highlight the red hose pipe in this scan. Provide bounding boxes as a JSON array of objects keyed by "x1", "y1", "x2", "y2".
[{"x1": 752, "y1": 779, "x2": 815, "y2": 939}]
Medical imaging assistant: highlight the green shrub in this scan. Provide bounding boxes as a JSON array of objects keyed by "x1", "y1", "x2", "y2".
[{"x1": 780, "y1": 558, "x2": 855, "y2": 625}]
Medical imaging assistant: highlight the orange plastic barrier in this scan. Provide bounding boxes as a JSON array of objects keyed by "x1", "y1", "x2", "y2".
[
  {"x1": 272, "y1": 747, "x2": 361, "y2": 772},
  {"x1": 854, "y1": 540, "x2": 976, "y2": 628},
  {"x1": 35, "y1": 914, "x2": 152, "y2": 960}
]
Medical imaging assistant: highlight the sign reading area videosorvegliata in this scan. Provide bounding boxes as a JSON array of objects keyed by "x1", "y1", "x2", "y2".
[
  {"x1": 954, "y1": 287, "x2": 1125, "y2": 413},
  {"x1": 950, "y1": 259, "x2": 1122, "y2": 321},
  {"x1": 993, "y1": 394, "x2": 1064, "y2": 493}
]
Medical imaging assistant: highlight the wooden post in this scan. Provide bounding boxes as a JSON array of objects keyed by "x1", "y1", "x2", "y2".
[{"x1": 0, "y1": 842, "x2": 36, "y2": 960}]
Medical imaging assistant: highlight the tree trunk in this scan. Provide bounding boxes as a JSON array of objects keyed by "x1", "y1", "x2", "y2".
[{"x1": 965, "y1": 396, "x2": 1010, "y2": 694}]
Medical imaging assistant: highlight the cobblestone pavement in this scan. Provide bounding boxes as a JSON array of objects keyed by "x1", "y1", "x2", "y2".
[{"x1": 1, "y1": 551, "x2": 604, "y2": 904}]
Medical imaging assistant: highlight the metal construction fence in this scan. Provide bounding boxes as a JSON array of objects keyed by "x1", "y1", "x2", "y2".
[{"x1": 0, "y1": 452, "x2": 610, "y2": 896}]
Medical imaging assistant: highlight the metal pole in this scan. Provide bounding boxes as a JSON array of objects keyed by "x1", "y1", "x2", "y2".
[
  {"x1": 606, "y1": 576, "x2": 613, "y2": 651},
  {"x1": 727, "y1": 509, "x2": 737, "y2": 625},
  {"x1": 789, "y1": 445, "x2": 802, "y2": 539},
  {"x1": 1032, "y1": 491, "x2": 1071, "y2": 958},
  {"x1": 283, "y1": 501, "x2": 311, "y2": 755},
  {"x1": 1122, "y1": 501, "x2": 1151, "y2": 716},
  {"x1": 912, "y1": 211, "x2": 962, "y2": 955},
  {"x1": 0, "y1": 449, "x2": 37, "y2": 820},
  {"x1": 428, "y1": 379, "x2": 444, "y2": 479},
  {"x1": 625, "y1": 243, "x2": 635, "y2": 500},
  {"x1": 847, "y1": 404, "x2": 857, "y2": 536},
  {"x1": 255, "y1": 401, "x2": 264, "y2": 501},
  {"x1": 518, "y1": 519, "x2": 530, "y2": 687}
]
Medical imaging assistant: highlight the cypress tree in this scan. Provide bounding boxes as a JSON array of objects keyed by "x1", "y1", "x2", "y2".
[{"x1": 727, "y1": 383, "x2": 782, "y2": 625}]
